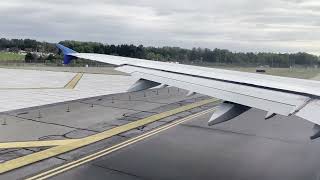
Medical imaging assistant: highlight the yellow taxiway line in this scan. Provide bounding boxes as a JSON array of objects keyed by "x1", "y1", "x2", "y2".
[
  {"x1": 26, "y1": 108, "x2": 215, "y2": 180},
  {"x1": 0, "y1": 139, "x2": 78, "y2": 149},
  {"x1": 64, "y1": 73, "x2": 83, "y2": 89},
  {"x1": 0, "y1": 98, "x2": 219, "y2": 174}
]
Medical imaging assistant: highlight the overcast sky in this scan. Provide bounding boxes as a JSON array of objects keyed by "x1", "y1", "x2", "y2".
[{"x1": 1, "y1": 0, "x2": 320, "y2": 54}]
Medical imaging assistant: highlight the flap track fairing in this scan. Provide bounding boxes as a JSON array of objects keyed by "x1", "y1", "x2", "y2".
[
  {"x1": 127, "y1": 79, "x2": 160, "y2": 92},
  {"x1": 208, "y1": 102, "x2": 250, "y2": 126}
]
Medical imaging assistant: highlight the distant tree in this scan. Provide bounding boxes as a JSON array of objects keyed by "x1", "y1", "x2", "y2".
[
  {"x1": 46, "y1": 54, "x2": 55, "y2": 61},
  {"x1": 25, "y1": 53, "x2": 36, "y2": 63},
  {"x1": 44, "y1": 54, "x2": 55, "y2": 64}
]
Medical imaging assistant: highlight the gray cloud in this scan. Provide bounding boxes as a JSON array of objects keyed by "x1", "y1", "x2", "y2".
[{"x1": 1, "y1": 0, "x2": 320, "y2": 54}]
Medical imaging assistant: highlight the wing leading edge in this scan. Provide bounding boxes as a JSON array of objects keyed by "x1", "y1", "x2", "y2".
[{"x1": 57, "y1": 44, "x2": 320, "y2": 139}]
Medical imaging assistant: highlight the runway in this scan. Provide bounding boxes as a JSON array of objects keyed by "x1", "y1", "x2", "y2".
[{"x1": 42, "y1": 110, "x2": 320, "y2": 180}]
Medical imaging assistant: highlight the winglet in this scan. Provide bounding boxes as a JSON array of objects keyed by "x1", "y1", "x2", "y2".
[{"x1": 56, "y1": 44, "x2": 78, "y2": 64}]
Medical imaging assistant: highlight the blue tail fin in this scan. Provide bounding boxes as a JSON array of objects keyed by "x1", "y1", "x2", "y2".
[{"x1": 56, "y1": 44, "x2": 78, "y2": 64}]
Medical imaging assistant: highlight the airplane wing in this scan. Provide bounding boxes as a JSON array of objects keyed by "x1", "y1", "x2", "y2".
[{"x1": 57, "y1": 44, "x2": 320, "y2": 139}]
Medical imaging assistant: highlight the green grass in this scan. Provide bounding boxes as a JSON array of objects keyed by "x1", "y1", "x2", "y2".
[{"x1": 0, "y1": 52, "x2": 25, "y2": 61}]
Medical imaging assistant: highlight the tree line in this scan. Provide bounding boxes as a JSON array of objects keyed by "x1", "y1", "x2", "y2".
[
  {"x1": 58, "y1": 40, "x2": 320, "y2": 67},
  {"x1": 0, "y1": 38, "x2": 319, "y2": 67},
  {"x1": 0, "y1": 38, "x2": 56, "y2": 53}
]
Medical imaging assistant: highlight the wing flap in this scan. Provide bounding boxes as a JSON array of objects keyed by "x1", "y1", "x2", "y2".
[
  {"x1": 296, "y1": 100, "x2": 320, "y2": 125},
  {"x1": 116, "y1": 65, "x2": 310, "y2": 117}
]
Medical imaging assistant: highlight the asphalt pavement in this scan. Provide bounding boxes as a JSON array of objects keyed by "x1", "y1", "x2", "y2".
[{"x1": 50, "y1": 108, "x2": 320, "y2": 180}]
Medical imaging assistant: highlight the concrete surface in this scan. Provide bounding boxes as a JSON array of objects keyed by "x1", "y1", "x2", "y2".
[
  {"x1": 0, "y1": 87, "x2": 192, "y2": 142},
  {"x1": 0, "y1": 66, "x2": 127, "y2": 75},
  {"x1": 0, "y1": 68, "x2": 75, "y2": 89},
  {"x1": 0, "y1": 68, "x2": 137, "y2": 112}
]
